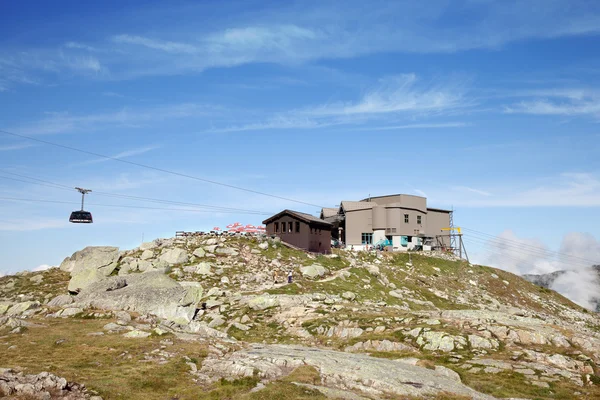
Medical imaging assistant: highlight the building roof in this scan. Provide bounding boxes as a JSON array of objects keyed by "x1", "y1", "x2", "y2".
[
  {"x1": 340, "y1": 201, "x2": 375, "y2": 212},
  {"x1": 427, "y1": 207, "x2": 452, "y2": 213},
  {"x1": 262, "y1": 209, "x2": 332, "y2": 226},
  {"x1": 320, "y1": 207, "x2": 338, "y2": 218},
  {"x1": 359, "y1": 193, "x2": 426, "y2": 202}
]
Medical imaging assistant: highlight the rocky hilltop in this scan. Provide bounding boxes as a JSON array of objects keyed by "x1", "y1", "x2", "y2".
[{"x1": 1, "y1": 234, "x2": 600, "y2": 399}]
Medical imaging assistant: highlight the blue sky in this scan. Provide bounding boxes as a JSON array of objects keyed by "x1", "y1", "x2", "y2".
[{"x1": 1, "y1": 0, "x2": 600, "y2": 276}]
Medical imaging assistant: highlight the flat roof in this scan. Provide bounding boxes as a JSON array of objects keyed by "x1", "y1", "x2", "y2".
[
  {"x1": 359, "y1": 193, "x2": 426, "y2": 202},
  {"x1": 427, "y1": 207, "x2": 452, "y2": 213}
]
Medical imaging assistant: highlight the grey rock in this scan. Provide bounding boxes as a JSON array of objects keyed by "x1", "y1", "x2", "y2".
[
  {"x1": 195, "y1": 262, "x2": 213, "y2": 276},
  {"x1": 200, "y1": 344, "x2": 495, "y2": 399},
  {"x1": 258, "y1": 242, "x2": 269, "y2": 250},
  {"x1": 47, "y1": 295, "x2": 74, "y2": 307},
  {"x1": 60, "y1": 307, "x2": 84, "y2": 317},
  {"x1": 140, "y1": 249, "x2": 154, "y2": 260},
  {"x1": 342, "y1": 291, "x2": 356, "y2": 301},
  {"x1": 60, "y1": 246, "x2": 120, "y2": 274},
  {"x1": 159, "y1": 248, "x2": 189, "y2": 265},
  {"x1": 71, "y1": 272, "x2": 196, "y2": 325},
  {"x1": 193, "y1": 247, "x2": 206, "y2": 258},
  {"x1": 247, "y1": 296, "x2": 280, "y2": 310},
  {"x1": 300, "y1": 264, "x2": 328, "y2": 279},
  {"x1": 216, "y1": 247, "x2": 238, "y2": 256},
  {"x1": 6, "y1": 301, "x2": 40, "y2": 316},
  {"x1": 123, "y1": 330, "x2": 151, "y2": 338}
]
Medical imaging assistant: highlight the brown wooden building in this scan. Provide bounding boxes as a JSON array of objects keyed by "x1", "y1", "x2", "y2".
[{"x1": 262, "y1": 210, "x2": 332, "y2": 254}]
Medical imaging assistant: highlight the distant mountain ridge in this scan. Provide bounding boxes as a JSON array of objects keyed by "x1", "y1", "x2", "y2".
[{"x1": 523, "y1": 265, "x2": 600, "y2": 312}]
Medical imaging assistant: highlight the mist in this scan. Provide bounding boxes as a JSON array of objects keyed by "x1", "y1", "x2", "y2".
[{"x1": 475, "y1": 231, "x2": 600, "y2": 310}]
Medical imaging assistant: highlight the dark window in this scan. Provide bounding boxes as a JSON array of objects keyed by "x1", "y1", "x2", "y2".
[
  {"x1": 275, "y1": 222, "x2": 279, "y2": 233},
  {"x1": 417, "y1": 215, "x2": 422, "y2": 224},
  {"x1": 404, "y1": 214, "x2": 409, "y2": 223},
  {"x1": 392, "y1": 228, "x2": 397, "y2": 233},
  {"x1": 310, "y1": 227, "x2": 313, "y2": 234},
  {"x1": 295, "y1": 221, "x2": 300, "y2": 233},
  {"x1": 361, "y1": 233, "x2": 373, "y2": 245},
  {"x1": 281, "y1": 222, "x2": 286, "y2": 233},
  {"x1": 288, "y1": 222, "x2": 293, "y2": 233}
]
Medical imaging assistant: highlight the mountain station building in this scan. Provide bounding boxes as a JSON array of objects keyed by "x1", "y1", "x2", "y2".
[{"x1": 321, "y1": 194, "x2": 452, "y2": 251}]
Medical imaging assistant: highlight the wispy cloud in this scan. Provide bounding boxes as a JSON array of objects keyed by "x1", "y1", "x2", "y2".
[
  {"x1": 453, "y1": 186, "x2": 492, "y2": 197},
  {"x1": 0, "y1": 142, "x2": 36, "y2": 151},
  {"x1": 3, "y1": 1, "x2": 600, "y2": 88},
  {"x1": 440, "y1": 173, "x2": 600, "y2": 207},
  {"x1": 113, "y1": 35, "x2": 197, "y2": 54},
  {"x1": 210, "y1": 74, "x2": 471, "y2": 133},
  {"x1": 353, "y1": 122, "x2": 468, "y2": 131},
  {"x1": 12, "y1": 103, "x2": 221, "y2": 135},
  {"x1": 307, "y1": 74, "x2": 470, "y2": 117},
  {"x1": 505, "y1": 98, "x2": 600, "y2": 117},
  {"x1": 77, "y1": 145, "x2": 160, "y2": 165}
]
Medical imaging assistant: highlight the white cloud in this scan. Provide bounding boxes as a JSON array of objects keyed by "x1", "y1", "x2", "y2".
[
  {"x1": 33, "y1": 264, "x2": 55, "y2": 271},
  {"x1": 0, "y1": 218, "x2": 69, "y2": 231},
  {"x1": 505, "y1": 97, "x2": 600, "y2": 117},
  {"x1": 414, "y1": 189, "x2": 428, "y2": 198},
  {"x1": 113, "y1": 35, "x2": 197, "y2": 54},
  {"x1": 12, "y1": 103, "x2": 220, "y2": 135},
  {"x1": 210, "y1": 74, "x2": 470, "y2": 133},
  {"x1": 307, "y1": 74, "x2": 470, "y2": 117},
  {"x1": 4, "y1": 1, "x2": 600, "y2": 87},
  {"x1": 0, "y1": 142, "x2": 36, "y2": 151},
  {"x1": 353, "y1": 122, "x2": 469, "y2": 131},
  {"x1": 77, "y1": 145, "x2": 160, "y2": 165},
  {"x1": 473, "y1": 230, "x2": 600, "y2": 310},
  {"x1": 453, "y1": 186, "x2": 492, "y2": 197},
  {"x1": 437, "y1": 173, "x2": 600, "y2": 208}
]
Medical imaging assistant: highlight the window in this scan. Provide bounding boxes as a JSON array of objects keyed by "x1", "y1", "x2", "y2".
[
  {"x1": 404, "y1": 214, "x2": 409, "y2": 223},
  {"x1": 275, "y1": 222, "x2": 279, "y2": 233},
  {"x1": 417, "y1": 215, "x2": 422, "y2": 224},
  {"x1": 295, "y1": 221, "x2": 300, "y2": 233},
  {"x1": 281, "y1": 222, "x2": 286, "y2": 233},
  {"x1": 361, "y1": 233, "x2": 373, "y2": 245},
  {"x1": 392, "y1": 228, "x2": 397, "y2": 233},
  {"x1": 288, "y1": 222, "x2": 293, "y2": 233},
  {"x1": 310, "y1": 227, "x2": 313, "y2": 234}
]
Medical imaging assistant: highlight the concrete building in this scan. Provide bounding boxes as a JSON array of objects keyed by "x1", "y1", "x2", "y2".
[
  {"x1": 321, "y1": 194, "x2": 451, "y2": 251},
  {"x1": 263, "y1": 209, "x2": 332, "y2": 254}
]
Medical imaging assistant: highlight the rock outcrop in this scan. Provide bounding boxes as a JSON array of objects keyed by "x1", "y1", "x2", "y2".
[
  {"x1": 199, "y1": 344, "x2": 495, "y2": 399},
  {"x1": 60, "y1": 247, "x2": 120, "y2": 293},
  {"x1": 0, "y1": 368, "x2": 102, "y2": 399},
  {"x1": 71, "y1": 272, "x2": 197, "y2": 324}
]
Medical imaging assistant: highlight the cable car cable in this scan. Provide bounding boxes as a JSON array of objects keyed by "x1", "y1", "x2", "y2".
[{"x1": 0, "y1": 129, "x2": 326, "y2": 209}]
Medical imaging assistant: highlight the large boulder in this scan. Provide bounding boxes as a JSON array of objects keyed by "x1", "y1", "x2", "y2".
[
  {"x1": 300, "y1": 264, "x2": 328, "y2": 279},
  {"x1": 71, "y1": 272, "x2": 196, "y2": 324},
  {"x1": 60, "y1": 246, "x2": 120, "y2": 274},
  {"x1": 159, "y1": 248, "x2": 189, "y2": 265},
  {"x1": 247, "y1": 296, "x2": 280, "y2": 310},
  {"x1": 6, "y1": 301, "x2": 40, "y2": 316},
  {"x1": 61, "y1": 247, "x2": 120, "y2": 293}
]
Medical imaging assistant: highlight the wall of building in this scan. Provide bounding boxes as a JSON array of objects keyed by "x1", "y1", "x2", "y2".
[
  {"x1": 427, "y1": 209, "x2": 452, "y2": 247},
  {"x1": 345, "y1": 209, "x2": 372, "y2": 245},
  {"x1": 265, "y1": 215, "x2": 331, "y2": 253},
  {"x1": 385, "y1": 207, "x2": 426, "y2": 236}
]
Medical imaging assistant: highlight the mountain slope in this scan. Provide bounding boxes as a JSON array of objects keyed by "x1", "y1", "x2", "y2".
[{"x1": 1, "y1": 235, "x2": 599, "y2": 400}]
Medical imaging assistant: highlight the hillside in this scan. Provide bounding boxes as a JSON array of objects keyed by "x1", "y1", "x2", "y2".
[{"x1": 1, "y1": 234, "x2": 600, "y2": 400}]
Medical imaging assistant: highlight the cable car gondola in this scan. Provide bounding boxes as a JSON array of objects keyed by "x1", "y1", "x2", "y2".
[{"x1": 69, "y1": 187, "x2": 93, "y2": 223}]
